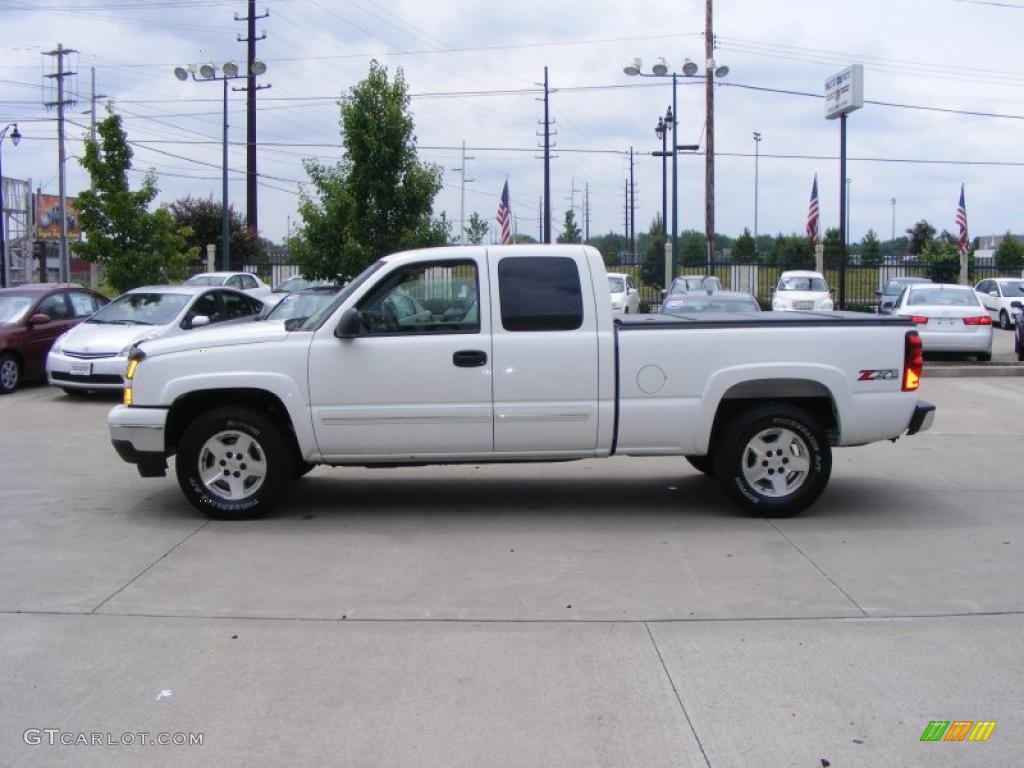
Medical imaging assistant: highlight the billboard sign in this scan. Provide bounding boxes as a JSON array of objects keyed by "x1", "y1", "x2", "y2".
[
  {"x1": 35, "y1": 193, "x2": 81, "y2": 240},
  {"x1": 825, "y1": 64, "x2": 864, "y2": 120}
]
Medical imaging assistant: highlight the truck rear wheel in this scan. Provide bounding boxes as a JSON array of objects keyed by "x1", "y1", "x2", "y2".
[
  {"x1": 175, "y1": 407, "x2": 294, "y2": 519},
  {"x1": 712, "y1": 403, "x2": 831, "y2": 517}
]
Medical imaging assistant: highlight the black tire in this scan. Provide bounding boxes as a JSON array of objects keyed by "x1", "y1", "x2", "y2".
[
  {"x1": 685, "y1": 454, "x2": 715, "y2": 477},
  {"x1": 977, "y1": 352, "x2": 992, "y2": 363},
  {"x1": 175, "y1": 407, "x2": 294, "y2": 519},
  {"x1": 0, "y1": 353, "x2": 20, "y2": 394},
  {"x1": 712, "y1": 403, "x2": 832, "y2": 517},
  {"x1": 999, "y1": 310, "x2": 1011, "y2": 331},
  {"x1": 1018, "y1": 337, "x2": 1024, "y2": 362},
  {"x1": 62, "y1": 388, "x2": 89, "y2": 397}
]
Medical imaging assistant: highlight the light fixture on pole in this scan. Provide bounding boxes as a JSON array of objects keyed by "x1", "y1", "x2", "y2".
[
  {"x1": 624, "y1": 57, "x2": 720, "y2": 279},
  {"x1": 752, "y1": 131, "x2": 761, "y2": 252},
  {"x1": 0, "y1": 123, "x2": 22, "y2": 288},
  {"x1": 173, "y1": 60, "x2": 266, "y2": 270}
]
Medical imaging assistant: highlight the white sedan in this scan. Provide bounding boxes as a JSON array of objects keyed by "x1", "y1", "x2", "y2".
[
  {"x1": 974, "y1": 277, "x2": 1024, "y2": 330},
  {"x1": 607, "y1": 273, "x2": 640, "y2": 315},
  {"x1": 772, "y1": 270, "x2": 834, "y2": 311},
  {"x1": 46, "y1": 285, "x2": 264, "y2": 392},
  {"x1": 893, "y1": 283, "x2": 992, "y2": 361}
]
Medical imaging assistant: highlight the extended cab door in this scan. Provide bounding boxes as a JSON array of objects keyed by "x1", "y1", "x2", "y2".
[
  {"x1": 308, "y1": 256, "x2": 493, "y2": 458},
  {"x1": 489, "y1": 250, "x2": 600, "y2": 453}
]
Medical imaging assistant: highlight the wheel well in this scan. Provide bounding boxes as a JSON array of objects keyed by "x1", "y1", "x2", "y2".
[
  {"x1": 165, "y1": 388, "x2": 298, "y2": 456},
  {"x1": 0, "y1": 348, "x2": 23, "y2": 367},
  {"x1": 709, "y1": 379, "x2": 840, "y2": 451}
]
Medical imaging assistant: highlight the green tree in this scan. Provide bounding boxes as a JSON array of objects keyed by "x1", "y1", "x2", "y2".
[
  {"x1": 732, "y1": 228, "x2": 757, "y2": 263},
  {"x1": 639, "y1": 216, "x2": 667, "y2": 289},
  {"x1": 513, "y1": 233, "x2": 537, "y2": 245},
  {"x1": 768, "y1": 234, "x2": 815, "y2": 268},
  {"x1": 679, "y1": 230, "x2": 705, "y2": 267},
  {"x1": 463, "y1": 212, "x2": 489, "y2": 245},
  {"x1": 906, "y1": 219, "x2": 936, "y2": 255},
  {"x1": 920, "y1": 238, "x2": 963, "y2": 283},
  {"x1": 995, "y1": 232, "x2": 1024, "y2": 271},
  {"x1": 557, "y1": 209, "x2": 582, "y2": 244},
  {"x1": 73, "y1": 112, "x2": 192, "y2": 293},
  {"x1": 589, "y1": 231, "x2": 627, "y2": 265},
  {"x1": 293, "y1": 61, "x2": 446, "y2": 280},
  {"x1": 168, "y1": 196, "x2": 265, "y2": 272},
  {"x1": 822, "y1": 227, "x2": 842, "y2": 268},
  {"x1": 860, "y1": 229, "x2": 883, "y2": 267}
]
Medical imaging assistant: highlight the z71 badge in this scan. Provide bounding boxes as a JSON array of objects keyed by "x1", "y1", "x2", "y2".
[{"x1": 858, "y1": 368, "x2": 899, "y2": 381}]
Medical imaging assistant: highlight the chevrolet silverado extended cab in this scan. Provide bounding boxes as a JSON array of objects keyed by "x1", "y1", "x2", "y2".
[{"x1": 109, "y1": 245, "x2": 934, "y2": 519}]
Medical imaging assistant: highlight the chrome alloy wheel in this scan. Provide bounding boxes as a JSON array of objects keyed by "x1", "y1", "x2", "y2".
[
  {"x1": 740, "y1": 426, "x2": 812, "y2": 498},
  {"x1": 197, "y1": 429, "x2": 267, "y2": 501},
  {"x1": 0, "y1": 357, "x2": 18, "y2": 391}
]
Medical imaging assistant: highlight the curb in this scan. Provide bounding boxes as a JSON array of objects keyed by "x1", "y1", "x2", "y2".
[{"x1": 925, "y1": 363, "x2": 1024, "y2": 378}]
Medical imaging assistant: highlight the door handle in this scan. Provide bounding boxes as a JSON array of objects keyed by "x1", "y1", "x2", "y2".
[{"x1": 453, "y1": 350, "x2": 487, "y2": 367}]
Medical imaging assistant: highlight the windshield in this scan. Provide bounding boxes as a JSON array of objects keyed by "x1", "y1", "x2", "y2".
[
  {"x1": 274, "y1": 276, "x2": 312, "y2": 293},
  {"x1": 301, "y1": 260, "x2": 386, "y2": 330},
  {"x1": 906, "y1": 287, "x2": 980, "y2": 307},
  {"x1": 778, "y1": 276, "x2": 828, "y2": 292},
  {"x1": 89, "y1": 292, "x2": 191, "y2": 325},
  {"x1": 0, "y1": 294, "x2": 35, "y2": 324},
  {"x1": 184, "y1": 275, "x2": 227, "y2": 286},
  {"x1": 608, "y1": 277, "x2": 625, "y2": 293},
  {"x1": 664, "y1": 295, "x2": 760, "y2": 313},
  {"x1": 1001, "y1": 280, "x2": 1024, "y2": 296},
  {"x1": 265, "y1": 290, "x2": 340, "y2": 323}
]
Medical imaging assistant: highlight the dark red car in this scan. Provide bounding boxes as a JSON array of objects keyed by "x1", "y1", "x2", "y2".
[{"x1": 0, "y1": 283, "x2": 109, "y2": 394}]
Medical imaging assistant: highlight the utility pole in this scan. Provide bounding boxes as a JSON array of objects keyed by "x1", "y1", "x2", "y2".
[
  {"x1": 566, "y1": 177, "x2": 577, "y2": 224},
  {"x1": 454, "y1": 140, "x2": 474, "y2": 244},
  {"x1": 235, "y1": 1, "x2": 270, "y2": 238},
  {"x1": 584, "y1": 182, "x2": 590, "y2": 242},
  {"x1": 629, "y1": 147, "x2": 636, "y2": 263},
  {"x1": 43, "y1": 43, "x2": 76, "y2": 283},
  {"x1": 536, "y1": 67, "x2": 555, "y2": 243},
  {"x1": 753, "y1": 131, "x2": 761, "y2": 251},
  {"x1": 624, "y1": 179, "x2": 630, "y2": 259},
  {"x1": 704, "y1": 0, "x2": 716, "y2": 275},
  {"x1": 538, "y1": 196, "x2": 543, "y2": 242},
  {"x1": 87, "y1": 67, "x2": 106, "y2": 288}
]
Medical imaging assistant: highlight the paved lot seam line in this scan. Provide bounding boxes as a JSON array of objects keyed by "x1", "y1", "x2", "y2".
[
  {"x1": 89, "y1": 520, "x2": 211, "y2": 614},
  {"x1": 644, "y1": 622, "x2": 713, "y2": 768},
  {"x1": 767, "y1": 520, "x2": 869, "y2": 618},
  {"x1": 8, "y1": 609, "x2": 1023, "y2": 623}
]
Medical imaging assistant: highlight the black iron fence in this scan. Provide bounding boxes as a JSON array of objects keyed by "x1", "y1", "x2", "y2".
[{"x1": 607, "y1": 262, "x2": 1022, "y2": 312}]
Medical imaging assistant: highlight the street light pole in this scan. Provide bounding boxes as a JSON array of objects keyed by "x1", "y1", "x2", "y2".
[
  {"x1": 752, "y1": 131, "x2": 761, "y2": 250},
  {"x1": 890, "y1": 197, "x2": 896, "y2": 244},
  {"x1": 655, "y1": 114, "x2": 667, "y2": 238},
  {"x1": 175, "y1": 60, "x2": 266, "y2": 271},
  {"x1": 0, "y1": 123, "x2": 22, "y2": 288},
  {"x1": 624, "y1": 56, "x2": 726, "y2": 280}
]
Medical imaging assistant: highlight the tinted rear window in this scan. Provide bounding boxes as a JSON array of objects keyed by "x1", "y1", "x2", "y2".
[
  {"x1": 907, "y1": 288, "x2": 979, "y2": 307},
  {"x1": 498, "y1": 257, "x2": 583, "y2": 332}
]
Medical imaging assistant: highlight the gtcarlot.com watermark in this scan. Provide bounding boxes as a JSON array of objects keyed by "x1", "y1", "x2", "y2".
[{"x1": 24, "y1": 729, "x2": 203, "y2": 747}]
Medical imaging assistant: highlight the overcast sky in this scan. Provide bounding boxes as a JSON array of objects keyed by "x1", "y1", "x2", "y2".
[{"x1": 0, "y1": 0, "x2": 1020, "y2": 248}]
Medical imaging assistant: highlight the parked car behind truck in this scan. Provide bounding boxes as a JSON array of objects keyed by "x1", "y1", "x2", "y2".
[{"x1": 109, "y1": 245, "x2": 934, "y2": 520}]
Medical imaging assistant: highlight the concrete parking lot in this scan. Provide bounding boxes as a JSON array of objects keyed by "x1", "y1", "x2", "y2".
[{"x1": 2, "y1": 365, "x2": 1022, "y2": 767}]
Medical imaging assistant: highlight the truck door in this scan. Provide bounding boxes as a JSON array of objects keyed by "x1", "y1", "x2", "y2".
[
  {"x1": 489, "y1": 251, "x2": 600, "y2": 453},
  {"x1": 308, "y1": 256, "x2": 493, "y2": 458}
]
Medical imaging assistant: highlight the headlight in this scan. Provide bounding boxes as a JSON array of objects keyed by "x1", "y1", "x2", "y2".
[{"x1": 821, "y1": 299, "x2": 834, "y2": 310}]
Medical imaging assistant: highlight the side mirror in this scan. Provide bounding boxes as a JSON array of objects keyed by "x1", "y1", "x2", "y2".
[
  {"x1": 874, "y1": 290, "x2": 883, "y2": 298},
  {"x1": 28, "y1": 313, "x2": 51, "y2": 326},
  {"x1": 334, "y1": 307, "x2": 363, "y2": 339},
  {"x1": 1011, "y1": 301, "x2": 1023, "y2": 310},
  {"x1": 189, "y1": 315, "x2": 211, "y2": 329}
]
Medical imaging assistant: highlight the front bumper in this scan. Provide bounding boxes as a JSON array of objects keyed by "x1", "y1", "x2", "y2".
[
  {"x1": 907, "y1": 401, "x2": 936, "y2": 436},
  {"x1": 109, "y1": 404, "x2": 169, "y2": 477},
  {"x1": 47, "y1": 350, "x2": 128, "y2": 390}
]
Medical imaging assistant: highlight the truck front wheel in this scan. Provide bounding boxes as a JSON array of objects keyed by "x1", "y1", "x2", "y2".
[
  {"x1": 175, "y1": 407, "x2": 294, "y2": 519},
  {"x1": 712, "y1": 403, "x2": 831, "y2": 517}
]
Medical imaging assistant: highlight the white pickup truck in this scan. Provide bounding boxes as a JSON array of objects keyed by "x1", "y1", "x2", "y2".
[{"x1": 108, "y1": 245, "x2": 934, "y2": 519}]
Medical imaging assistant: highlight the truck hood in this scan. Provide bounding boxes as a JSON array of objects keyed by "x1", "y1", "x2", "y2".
[{"x1": 137, "y1": 321, "x2": 291, "y2": 358}]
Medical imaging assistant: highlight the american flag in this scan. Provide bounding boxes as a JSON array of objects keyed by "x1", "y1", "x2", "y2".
[
  {"x1": 956, "y1": 183, "x2": 968, "y2": 256},
  {"x1": 496, "y1": 181, "x2": 512, "y2": 245},
  {"x1": 806, "y1": 174, "x2": 820, "y2": 245}
]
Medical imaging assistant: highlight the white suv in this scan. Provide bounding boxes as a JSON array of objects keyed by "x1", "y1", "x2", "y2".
[{"x1": 772, "y1": 270, "x2": 834, "y2": 311}]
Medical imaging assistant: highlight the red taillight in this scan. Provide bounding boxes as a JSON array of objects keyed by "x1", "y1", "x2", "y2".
[
  {"x1": 963, "y1": 315, "x2": 992, "y2": 326},
  {"x1": 903, "y1": 330, "x2": 923, "y2": 392},
  {"x1": 911, "y1": 315, "x2": 929, "y2": 325}
]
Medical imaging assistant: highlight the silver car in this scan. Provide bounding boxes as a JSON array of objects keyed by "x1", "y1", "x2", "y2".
[
  {"x1": 892, "y1": 283, "x2": 993, "y2": 361},
  {"x1": 46, "y1": 285, "x2": 264, "y2": 392}
]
